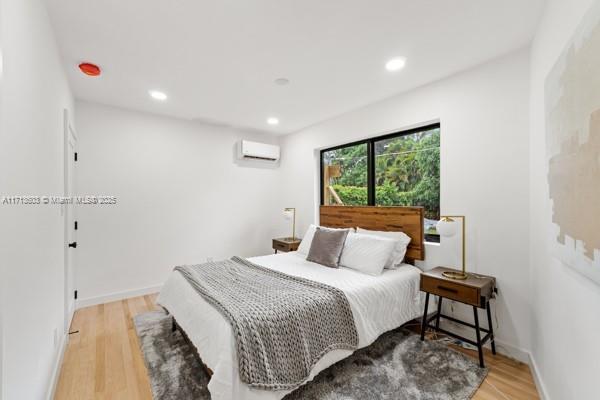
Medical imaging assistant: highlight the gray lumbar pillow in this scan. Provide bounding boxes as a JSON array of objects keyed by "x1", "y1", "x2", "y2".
[{"x1": 306, "y1": 227, "x2": 350, "y2": 268}]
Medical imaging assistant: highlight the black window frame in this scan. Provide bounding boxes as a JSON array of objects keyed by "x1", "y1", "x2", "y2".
[{"x1": 319, "y1": 122, "x2": 441, "y2": 242}]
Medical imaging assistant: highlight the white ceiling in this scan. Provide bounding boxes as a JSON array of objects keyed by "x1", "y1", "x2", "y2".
[{"x1": 45, "y1": 0, "x2": 544, "y2": 135}]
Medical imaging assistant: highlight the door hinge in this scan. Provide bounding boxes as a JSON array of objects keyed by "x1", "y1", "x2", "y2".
[
  {"x1": 74, "y1": 290, "x2": 78, "y2": 300},
  {"x1": 68, "y1": 241, "x2": 77, "y2": 248},
  {"x1": 74, "y1": 221, "x2": 78, "y2": 230},
  {"x1": 74, "y1": 152, "x2": 78, "y2": 162}
]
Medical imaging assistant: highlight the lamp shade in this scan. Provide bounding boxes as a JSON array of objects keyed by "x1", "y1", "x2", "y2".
[
  {"x1": 283, "y1": 207, "x2": 296, "y2": 221},
  {"x1": 436, "y1": 218, "x2": 457, "y2": 238}
]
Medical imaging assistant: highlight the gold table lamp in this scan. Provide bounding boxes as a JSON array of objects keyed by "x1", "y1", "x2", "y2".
[
  {"x1": 283, "y1": 208, "x2": 296, "y2": 241},
  {"x1": 436, "y1": 215, "x2": 468, "y2": 280}
]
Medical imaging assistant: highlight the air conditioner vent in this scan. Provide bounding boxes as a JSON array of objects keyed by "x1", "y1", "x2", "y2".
[{"x1": 237, "y1": 140, "x2": 280, "y2": 162}]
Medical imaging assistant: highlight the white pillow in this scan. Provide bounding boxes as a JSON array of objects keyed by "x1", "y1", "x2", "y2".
[
  {"x1": 297, "y1": 224, "x2": 355, "y2": 255},
  {"x1": 339, "y1": 232, "x2": 397, "y2": 276},
  {"x1": 356, "y1": 227, "x2": 411, "y2": 269}
]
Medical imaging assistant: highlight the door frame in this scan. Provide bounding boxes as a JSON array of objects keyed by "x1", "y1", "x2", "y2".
[{"x1": 63, "y1": 109, "x2": 78, "y2": 333}]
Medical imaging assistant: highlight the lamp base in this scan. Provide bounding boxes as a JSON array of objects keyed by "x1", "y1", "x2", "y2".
[{"x1": 442, "y1": 271, "x2": 469, "y2": 280}]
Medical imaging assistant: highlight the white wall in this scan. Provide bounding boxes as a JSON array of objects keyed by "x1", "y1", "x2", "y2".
[
  {"x1": 74, "y1": 101, "x2": 283, "y2": 304},
  {"x1": 0, "y1": 1, "x2": 4, "y2": 397},
  {"x1": 276, "y1": 49, "x2": 531, "y2": 358},
  {"x1": 3, "y1": 3, "x2": 596, "y2": 399},
  {"x1": 529, "y1": 1, "x2": 600, "y2": 399},
  {"x1": 0, "y1": 0, "x2": 4, "y2": 396},
  {"x1": 0, "y1": 0, "x2": 74, "y2": 399}
]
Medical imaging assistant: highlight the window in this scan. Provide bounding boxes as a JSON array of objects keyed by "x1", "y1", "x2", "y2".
[
  {"x1": 321, "y1": 143, "x2": 368, "y2": 205},
  {"x1": 320, "y1": 124, "x2": 440, "y2": 242}
]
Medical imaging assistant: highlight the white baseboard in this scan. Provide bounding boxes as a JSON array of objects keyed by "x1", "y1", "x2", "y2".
[
  {"x1": 46, "y1": 286, "x2": 161, "y2": 398},
  {"x1": 76, "y1": 284, "x2": 163, "y2": 309},
  {"x1": 528, "y1": 352, "x2": 550, "y2": 400},
  {"x1": 492, "y1": 337, "x2": 530, "y2": 364},
  {"x1": 46, "y1": 323, "x2": 71, "y2": 400},
  {"x1": 438, "y1": 319, "x2": 529, "y2": 362},
  {"x1": 63, "y1": 287, "x2": 553, "y2": 399},
  {"x1": 438, "y1": 319, "x2": 550, "y2": 399}
]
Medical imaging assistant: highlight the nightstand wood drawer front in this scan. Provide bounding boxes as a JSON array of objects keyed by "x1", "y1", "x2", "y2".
[
  {"x1": 272, "y1": 238, "x2": 301, "y2": 253},
  {"x1": 272, "y1": 240, "x2": 289, "y2": 252},
  {"x1": 421, "y1": 276, "x2": 479, "y2": 306}
]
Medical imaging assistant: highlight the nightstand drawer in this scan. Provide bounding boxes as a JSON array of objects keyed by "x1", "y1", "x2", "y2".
[
  {"x1": 272, "y1": 240, "x2": 290, "y2": 252},
  {"x1": 421, "y1": 276, "x2": 479, "y2": 306},
  {"x1": 419, "y1": 267, "x2": 497, "y2": 368},
  {"x1": 272, "y1": 238, "x2": 301, "y2": 253}
]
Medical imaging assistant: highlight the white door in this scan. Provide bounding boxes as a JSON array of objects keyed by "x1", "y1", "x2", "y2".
[{"x1": 64, "y1": 109, "x2": 78, "y2": 333}]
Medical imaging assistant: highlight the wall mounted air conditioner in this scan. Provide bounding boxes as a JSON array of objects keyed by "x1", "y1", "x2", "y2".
[{"x1": 237, "y1": 140, "x2": 280, "y2": 162}]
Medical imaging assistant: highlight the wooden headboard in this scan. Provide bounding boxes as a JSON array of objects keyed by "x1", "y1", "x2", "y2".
[{"x1": 319, "y1": 205, "x2": 425, "y2": 262}]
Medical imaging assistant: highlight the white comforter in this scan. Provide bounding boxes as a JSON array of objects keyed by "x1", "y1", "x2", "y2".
[{"x1": 157, "y1": 252, "x2": 422, "y2": 400}]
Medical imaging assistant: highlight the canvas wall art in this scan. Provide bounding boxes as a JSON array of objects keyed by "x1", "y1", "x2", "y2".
[{"x1": 545, "y1": 3, "x2": 600, "y2": 284}]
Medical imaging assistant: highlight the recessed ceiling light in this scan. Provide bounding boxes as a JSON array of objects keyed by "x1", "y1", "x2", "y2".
[
  {"x1": 149, "y1": 90, "x2": 167, "y2": 101},
  {"x1": 267, "y1": 117, "x2": 279, "y2": 125},
  {"x1": 385, "y1": 57, "x2": 407, "y2": 72},
  {"x1": 274, "y1": 78, "x2": 290, "y2": 86}
]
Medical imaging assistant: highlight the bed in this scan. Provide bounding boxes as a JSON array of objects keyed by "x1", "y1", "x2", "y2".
[{"x1": 157, "y1": 206, "x2": 426, "y2": 400}]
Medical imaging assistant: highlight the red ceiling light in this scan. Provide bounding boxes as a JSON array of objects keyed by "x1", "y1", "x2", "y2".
[{"x1": 78, "y1": 62, "x2": 101, "y2": 77}]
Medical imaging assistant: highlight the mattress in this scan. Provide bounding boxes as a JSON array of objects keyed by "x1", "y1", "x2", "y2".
[{"x1": 157, "y1": 251, "x2": 423, "y2": 400}]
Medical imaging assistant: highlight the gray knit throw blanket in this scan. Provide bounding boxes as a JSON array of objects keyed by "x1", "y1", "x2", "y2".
[{"x1": 174, "y1": 257, "x2": 358, "y2": 390}]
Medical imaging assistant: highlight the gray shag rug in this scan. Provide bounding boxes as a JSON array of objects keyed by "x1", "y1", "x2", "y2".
[{"x1": 134, "y1": 311, "x2": 487, "y2": 400}]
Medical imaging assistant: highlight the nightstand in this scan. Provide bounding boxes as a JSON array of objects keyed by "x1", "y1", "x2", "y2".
[
  {"x1": 419, "y1": 267, "x2": 497, "y2": 368},
  {"x1": 272, "y1": 237, "x2": 301, "y2": 253}
]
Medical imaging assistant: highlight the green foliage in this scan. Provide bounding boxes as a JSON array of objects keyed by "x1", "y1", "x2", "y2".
[
  {"x1": 323, "y1": 143, "x2": 368, "y2": 187},
  {"x1": 325, "y1": 129, "x2": 440, "y2": 220},
  {"x1": 331, "y1": 185, "x2": 368, "y2": 205}
]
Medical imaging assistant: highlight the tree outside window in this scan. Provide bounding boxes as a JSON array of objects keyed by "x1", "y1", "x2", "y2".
[{"x1": 321, "y1": 124, "x2": 440, "y2": 242}]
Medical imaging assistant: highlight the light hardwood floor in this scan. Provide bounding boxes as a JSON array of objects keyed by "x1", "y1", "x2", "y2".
[{"x1": 55, "y1": 295, "x2": 540, "y2": 400}]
